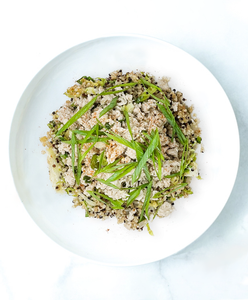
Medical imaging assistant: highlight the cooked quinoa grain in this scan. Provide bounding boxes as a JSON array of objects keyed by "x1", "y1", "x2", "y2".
[{"x1": 41, "y1": 71, "x2": 201, "y2": 234}]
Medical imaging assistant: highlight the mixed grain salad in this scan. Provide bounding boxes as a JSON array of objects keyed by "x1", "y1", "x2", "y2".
[{"x1": 40, "y1": 70, "x2": 202, "y2": 235}]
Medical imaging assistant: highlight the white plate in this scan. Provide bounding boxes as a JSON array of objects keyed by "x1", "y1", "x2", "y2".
[{"x1": 9, "y1": 35, "x2": 240, "y2": 266}]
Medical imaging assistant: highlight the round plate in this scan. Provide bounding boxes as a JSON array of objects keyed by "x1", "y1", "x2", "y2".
[{"x1": 9, "y1": 35, "x2": 240, "y2": 266}]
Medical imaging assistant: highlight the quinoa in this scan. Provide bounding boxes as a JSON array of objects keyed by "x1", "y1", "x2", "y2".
[{"x1": 41, "y1": 70, "x2": 202, "y2": 234}]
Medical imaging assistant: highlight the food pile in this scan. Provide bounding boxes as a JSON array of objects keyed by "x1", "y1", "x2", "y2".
[{"x1": 41, "y1": 70, "x2": 202, "y2": 234}]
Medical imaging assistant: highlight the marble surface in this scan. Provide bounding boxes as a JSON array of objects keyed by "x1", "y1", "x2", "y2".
[{"x1": 1, "y1": 0, "x2": 248, "y2": 299}]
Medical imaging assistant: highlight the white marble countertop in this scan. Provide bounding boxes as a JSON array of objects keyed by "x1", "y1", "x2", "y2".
[{"x1": 1, "y1": 0, "x2": 248, "y2": 299}]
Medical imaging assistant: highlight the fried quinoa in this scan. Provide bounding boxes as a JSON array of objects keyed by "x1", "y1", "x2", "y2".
[{"x1": 40, "y1": 70, "x2": 202, "y2": 234}]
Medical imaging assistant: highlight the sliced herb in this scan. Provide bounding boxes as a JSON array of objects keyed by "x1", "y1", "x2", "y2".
[
  {"x1": 106, "y1": 163, "x2": 138, "y2": 183},
  {"x1": 122, "y1": 107, "x2": 133, "y2": 140},
  {"x1": 104, "y1": 132, "x2": 134, "y2": 149},
  {"x1": 139, "y1": 181, "x2": 152, "y2": 222},
  {"x1": 164, "y1": 172, "x2": 180, "y2": 178},
  {"x1": 102, "y1": 123, "x2": 109, "y2": 131},
  {"x1": 140, "y1": 78, "x2": 162, "y2": 92},
  {"x1": 126, "y1": 187, "x2": 142, "y2": 206},
  {"x1": 99, "y1": 96, "x2": 118, "y2": 118},
  {"x1": 84, "y1": 201, "x2": 90, "y2": 217},
  {"x1": 132, "y1": 129, "x2": 159, "y2": 184},
  {"x1": 96, "y1": 78, "x2": 106, "y2": 86},
  {"x1": 98, "y1": 151, "x2": 106, "y2": 171},
  {"x1": 146, "y1": 223, "x2": 154, "y2": 236},
  {"x1": 47, "y1": 120, "x2": 56, "y2": 129},
  {"x1": 62, "y1": 136, "x2": 109, "y2": 145},
  {"x1": 60, "y1": 152, "x2": 68, "y2": 159},
  {"x1": 76, "y1": 144, "x2": 82, "y2": 185},
  {"x1": 87, "y1": 190, "x2": 123, "y2": 209},
  {"x1": 73, "y1": 129, "x2": 106, "y2": 136},
  {"x1": 135, "y1": 86, "x2": 157, "y2": 103},
  {"x1": 90, "y1": 154, "x2": 98, "y2": 170},
  {"x1": 157, "y1": 103, "x2": 187, "y2": 145},
  {"x1": 94, "y1": 178, "x2": 120, "y2": 190},
  {"x1": 91, "y1": 191, "x2": 124, "y2": 209},
  {"x1": 153, "y1": 183, "x2": 188, "y2": 199},
  {"x1": 65, "y1": 187, "x2": 75, "y2": 195},
  {"x1": 77, "y1": 76, "x2": 95, "y2": 84},
  {"x1": 94, "y1": 157, "x2": 122, "y2": 176},
  {"x1": 71, "y1": 132, "x2": 76, "y2": 175},
  {"x1": 83, "y1": 175, "x2": 92, "y2": 183},
  {"x1": 90, "y1": 152, "x2": 107, "y2": 170},
  {"x1": 196, "y1": 136, "x2": 202, "y2": 144},
  {"x1": 179, "y1": 140, "x2": 189, "y2": 178},
  {"x1": 132, "y1": 140, "x2": 151, "y2": 182}
]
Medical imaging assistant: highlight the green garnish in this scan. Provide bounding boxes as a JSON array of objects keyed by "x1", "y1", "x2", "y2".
[
  {"x1": 135, "y1": 86, "x2": 157, "y2": 103},
  {"x1": 106, "y1": 163, "x2": 138, "y2": 183},
  {"x1": 104, "y1": 132, "x2": 134, "y2": 149},
  {"x1": 179, "y1": 140, "x2": 189, "y2": 179},
  {"x1": 146, "y1": 223, "x2": 154, "y2": 236},
  {"x1": 157, "y1": 103, "x2": 187, "y2": 146},
  {"x1": 164, "y1": 172, "x2": 180, "y2": 178},
  {"x1": 70, "y1": 103, "x2": 77, "y2": 109},
  {"x1": 65, "y1": 187, "x2": 75, "y2": 195},
  {"x1": 83, "y1": 175, "x2": 92, "y2": 183},
  {"x1": 153, "y1": 183, "x2": 188, "y2": 199},
  {"x1": 73, "y1": 129, "x2": 106, "y2": 136},
  {"x1": 94, "y1": 178, "x2": 120, "y2": 190},
  {"x1": 132, "y1": 140, "x2": 151, "y2": 182},
  {"x1": 84, "y1": 201, "x2": 90, "y2": 217},
  {"x1": 61, "y1": 136, "x2": 109, "y2": 145},
  {"x1": 47, "y1": 120, "x2": 56, "y2": 129},
  {"x1": 91, "y1": 190, "x2": 124, "y2": 209},
  {"x1": 142, "y1": 131, "x2": 164, "y2": 161},
  {"x1": 98, "y1": 162, "x2": 134, "y2": 174},
  {"x1": 132, "y1": 129, "x2": 159, "y2": 184},
  {"x1": 80, "y1": 124, "x2": 97, "y2": 144},
  {"x1": 98, "y1": 151, "x2": 106, "y2": 171},
  {"x1": 122, "y1": 106, "x2": 133, "y2": 140},
  {"x1": 140, "y1": 79, "x2": 187, "y2": 146},
  {"x1": 126, "y1": 186, "x2": 142, "y2": 206},
  {"x1": 94, "y1": 157, "x2": 122, "y2": 176},
  {"x1": 87, "y1": 190, "x2": 123, "y2": 209},
  {"x1": 77, "y1": 76, "x2": 95, "y2": 84},
  {"x1": 90, "y1": 154, "x2": 98, "y2": 170},
  {"x1": 76, "y1": 144, "x2": 82, "y2": 185},
  {"x1": 140, "y1": 78, "x2": 162, "y2": 92},
  {"x1": 90, "y1": 152, "x2": 107, "y2": 170},
  {"x1": 104, "y1": 82, "x2": 139, "y2": 91},
  {"x1": 196, "y1": 136, "x2": 202, "y2": 144},
  {"x1": 139, "y1": 181, "x2": 152, "y2": 222},
  {"x1": 71, "y1": 132, "x2": 76, "y2": 175},
  {"x1": 99, "y1": 97, "x2": 118, "y2": 118},
  {"x1": 60, "y1": 153, "x2": 68, "y2": 159},
  {"x1": 96, "y1": 78, "x2": 106, "y2": 86},
  {"x1": 105, "y1": 123, "x2": 112, "y2": 130},
  {"x1": 118, "y1": 118, "x2": 126, "y2": 123},
  {"x1": 75, "y1": 142, "x2": 97, "y2": 184}
]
